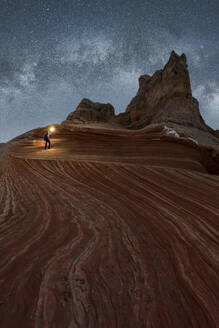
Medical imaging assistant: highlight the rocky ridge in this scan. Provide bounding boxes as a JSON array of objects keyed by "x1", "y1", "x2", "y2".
[
  {"x1": 62, "y1": 51, "x2": 219, "y2": 149},
  {"x1": 62, "y1": 98, "x2": 115, "y2": 124}
]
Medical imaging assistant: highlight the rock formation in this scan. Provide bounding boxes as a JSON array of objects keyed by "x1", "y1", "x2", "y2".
[
  {"x1": 62, "y1": 98, "x2": 115, "y2": 124},
  {"x1": 124, "y1": 51, "x2": 207, "y2": 130},
  {"x1": 62, "y1": 51, "x2": 219, "y2": 146},
  {"x1": 0, "y1": 143, "x2": 6, "y2": 161},
  {"x1": 214, "y1": 129, "x2": 219, "y2": 138},
  {"x1": 0, "y1": 50, "x2": 219, "y2": 327},
  {"x1": 0, "y1": 122, "x2": 219, "y2": 327}
]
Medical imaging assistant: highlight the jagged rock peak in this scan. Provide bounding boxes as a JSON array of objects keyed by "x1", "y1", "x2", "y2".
[
  {"x1": 63, "y1": 98, "x2": 115, "y2": 124},
  {"x1": 162, "y1": 51, "x2": 191, "y2": 91},
  {"x1": 131, "y1": 50, "x2": 192, "y2": 103},
  {"x1": 138, "y1": 51, "x2": 189, "y2": 87},
  {"x1": 124, "y1": 50, "x2": 197, "y2": 128},
  {"x1": 62, "y1": 51, "x2": 210, "y2": 134},
  {"x1": 169, "y1": 50, "x2": 187, "y2": 64}
]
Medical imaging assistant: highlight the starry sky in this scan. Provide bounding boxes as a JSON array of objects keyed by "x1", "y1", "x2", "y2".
[{"x1": 1, "y1": 0, "x2": 219, "y2": 142}]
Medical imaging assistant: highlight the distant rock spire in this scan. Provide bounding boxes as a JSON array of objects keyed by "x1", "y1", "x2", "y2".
[
  {"x1": 63, "y1": 51, "x2": 210, "y2": 133},
  {"x1": 124, "y1": 50, "x2": 206, "y2": 130}
]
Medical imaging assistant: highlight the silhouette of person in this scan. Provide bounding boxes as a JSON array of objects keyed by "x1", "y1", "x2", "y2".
[{"x1": 44, "y1": 131, "x2": 51, "y2": 150}]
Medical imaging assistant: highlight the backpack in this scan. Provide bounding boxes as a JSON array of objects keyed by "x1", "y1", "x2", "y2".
[{"x1": 44, "y1": 134, "x2": 47, "y2": 141}]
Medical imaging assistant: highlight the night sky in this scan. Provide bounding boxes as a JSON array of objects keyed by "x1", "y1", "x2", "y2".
[{"x1": 1, "y1": 0, "x2": 219, "y2": 142}]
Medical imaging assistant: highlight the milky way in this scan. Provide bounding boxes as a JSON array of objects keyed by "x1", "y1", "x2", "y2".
[{"x1": 0, "y1": 0, "x2": 219, "y2": 142}]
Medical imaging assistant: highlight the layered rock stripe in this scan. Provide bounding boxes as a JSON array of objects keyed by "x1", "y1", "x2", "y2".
[
  {"x1": 0, "y1": 124, "x2": 219, "y2": 327},
  {"x1": 0, "y1": 49, "x2": 219, "y2": 327}
]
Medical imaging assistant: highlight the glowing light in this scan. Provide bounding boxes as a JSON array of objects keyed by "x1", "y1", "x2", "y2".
[{"x1": 49, "y1": 126, "x2": 55, "y2": 133}]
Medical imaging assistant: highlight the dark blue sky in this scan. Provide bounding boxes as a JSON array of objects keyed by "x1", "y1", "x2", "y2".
[{"x1": 1, "y1": 0, "x2": 219, "y2": 141}]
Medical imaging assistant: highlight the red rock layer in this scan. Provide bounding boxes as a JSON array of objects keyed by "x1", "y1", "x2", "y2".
[{"x1": 0, "y1": 125, "x2": 219, "y2": 327}]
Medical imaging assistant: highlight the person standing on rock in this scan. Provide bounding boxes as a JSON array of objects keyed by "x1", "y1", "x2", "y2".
[{"x1": 44, "y1": 131, "x2": 51, "y2": 150}]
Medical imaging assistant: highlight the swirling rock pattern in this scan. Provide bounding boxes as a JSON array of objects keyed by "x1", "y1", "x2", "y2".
[{"x1": 0, "y1": 124, "x2": 219, "y2": 327}]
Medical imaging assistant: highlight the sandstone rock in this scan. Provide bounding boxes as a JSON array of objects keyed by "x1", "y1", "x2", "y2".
[
  {"x1": 63, "y1": 98, "x2": 115, "y2": 124},
  {"x1": 213, "y1": 129, "x2": 219, "y2": 138},
  {"x1": 0, "y1": 143, "x2": 6, "y2": 159},
  {"x1": 1, "y1": 122, "x2": 219, "y2": 327},
  {"x1": 152, "y1": 97, "x2": 208, "y2": 130},
  {"x1": 124, "y1": 51, "x2": 197, "y2": 128},
  {"x1": 110, "y1": 112, "x2": 131, "y2": 125},
  {"x1": 63, "y1": 51, "x2": 217, "y2": 140},
  {"x1": 1, "y1": 48, "x2": 219, "y2": 327}
]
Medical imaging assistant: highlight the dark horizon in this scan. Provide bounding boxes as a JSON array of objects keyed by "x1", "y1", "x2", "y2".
[{"x1": 1, "y1": 0, "x2": 219, "y2": 142}]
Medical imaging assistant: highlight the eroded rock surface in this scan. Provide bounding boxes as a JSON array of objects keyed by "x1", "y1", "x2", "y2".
[
  {"x1": 1, "y1": 50, "x2": 219, "y2": 327},
  {"x1": 124, "y1": 51, "x2": 207, "y2": 130},
  {"x1": 0, "y1": 142, "x2": 7, "y2": 163},
  {"x1": 0, "y1": 123, "x2": 219, "y2": 327},
  {"x1": 62, "y1": 51, "x2": 219, "y2": 144},
  {"x1": 63, "y1": 98, "x2": 115, "y2": 124}
]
